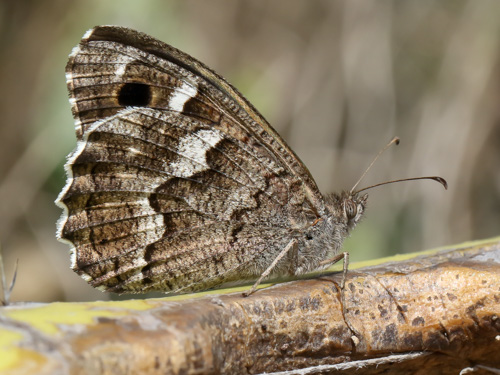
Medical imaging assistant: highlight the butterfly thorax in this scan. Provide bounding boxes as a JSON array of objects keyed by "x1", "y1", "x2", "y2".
[{"x1": 289, "y1": 192, "x2": 368, "y2": 275}]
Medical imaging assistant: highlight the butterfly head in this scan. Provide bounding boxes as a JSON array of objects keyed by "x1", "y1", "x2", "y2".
[
  {"x1": 343, "y1": 192, "x2": 368, "y2": 230},
  {"x1": 325, "y1": 191, "x2": 368, "y2": 232}
]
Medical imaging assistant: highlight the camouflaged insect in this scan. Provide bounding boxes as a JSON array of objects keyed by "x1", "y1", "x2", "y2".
[{"x1": 56, "y1": 26, "x2": 369, "y2": 294}]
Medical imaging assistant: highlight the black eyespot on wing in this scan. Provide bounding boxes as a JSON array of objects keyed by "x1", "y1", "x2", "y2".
[{"x1": 118, "y1": 83, "x2": 151, "y2": 106}]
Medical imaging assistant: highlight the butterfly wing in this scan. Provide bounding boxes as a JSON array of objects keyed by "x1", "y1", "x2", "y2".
[{"x1": 57, "y1": 26, "x2": 324, "y2": 293}]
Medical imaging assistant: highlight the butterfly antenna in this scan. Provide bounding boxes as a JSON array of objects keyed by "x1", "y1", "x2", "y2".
[
  {"x1": 354, "y1": 176, "x2": 447, "y2": 195},
  {"x1": 350, "y1": 136, "x2": 400, "y2": 194}
]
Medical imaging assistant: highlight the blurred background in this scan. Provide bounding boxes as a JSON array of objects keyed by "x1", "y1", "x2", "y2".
[{"x1": 0, "y1": 0, "x2": 499, "y2": 302}]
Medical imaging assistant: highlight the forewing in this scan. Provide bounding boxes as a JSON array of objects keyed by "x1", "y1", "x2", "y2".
[{"x1": 57, "y1": 26, "x2": 323, "y2": 293}]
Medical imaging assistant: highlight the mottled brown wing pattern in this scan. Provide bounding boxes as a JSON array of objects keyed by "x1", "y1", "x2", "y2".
[{"x1": 57, "y1": 26, "x2": 325, "y2": 293}]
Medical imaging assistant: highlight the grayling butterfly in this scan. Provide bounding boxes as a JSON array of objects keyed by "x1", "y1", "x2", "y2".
[{"x1": 56, "y1": 26, "x2": 446, "y2": 295}]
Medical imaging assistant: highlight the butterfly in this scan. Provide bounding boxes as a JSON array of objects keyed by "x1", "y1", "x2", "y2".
[{"x1": 56, "y1": 26, "x2": 445, "y2": 295}]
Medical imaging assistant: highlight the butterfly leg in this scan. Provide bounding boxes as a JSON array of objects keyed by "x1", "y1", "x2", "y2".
[
  {"x1": 318, "y1": 251, "x2": 349, "y2": 289},
  {"x1": 243, "y1": 238, "x2": 298, "y2": 297}
]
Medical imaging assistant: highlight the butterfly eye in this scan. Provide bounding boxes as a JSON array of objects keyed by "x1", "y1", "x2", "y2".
[{"x1": 345, "y1": 200, "x2": 357, "y2": 220}]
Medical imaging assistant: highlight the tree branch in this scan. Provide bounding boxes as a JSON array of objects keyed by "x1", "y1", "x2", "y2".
[{"x1": 1, "y1": 237, "x2": 499, "y2": 374}]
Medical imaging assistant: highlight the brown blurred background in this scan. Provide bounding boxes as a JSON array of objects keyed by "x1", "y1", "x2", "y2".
[{"x1": 0, "y1": 0, "x2": 499, "y2": 302}]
